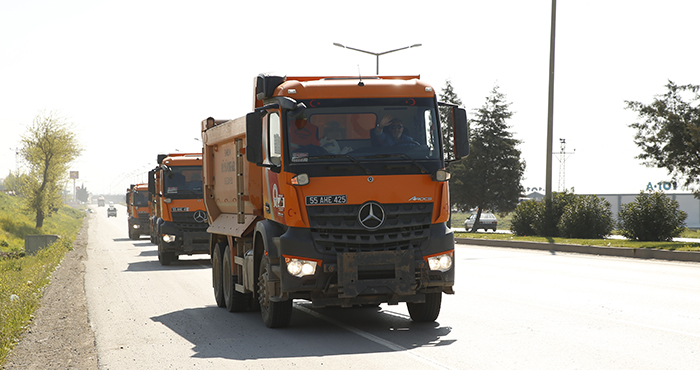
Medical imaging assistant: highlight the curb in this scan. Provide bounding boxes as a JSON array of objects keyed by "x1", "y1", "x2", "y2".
[{"x1": 455, "y1": 238, "x2": 700, "y2": 263}]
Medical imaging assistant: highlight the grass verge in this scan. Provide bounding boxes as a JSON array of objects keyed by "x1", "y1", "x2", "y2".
[
  {"x1": 455, "y1": 231, "x2": 700, "y2": 252},
  {"x1": 452, "y1": 211, "x2": 700, "y2": 252},
  {"x1": 0, "y1": 193, "x2": 85, "y2": 365}
]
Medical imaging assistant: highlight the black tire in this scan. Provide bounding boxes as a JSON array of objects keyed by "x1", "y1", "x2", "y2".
[
  {"x1": 157, "y1": 240, "x2": 171, "y2": 266},
  {"x1": 258, "y1": 255, "x2": 292, "y2": 328},
  {"x1": 223, "y1": 245, "x2": 249, "y2": 312},
  {"x1": 407, "y1": 292, "x2": 442, "y2": 322},
  {"x1": 212, "y1": 243, "x2": 226, "y2": 308},
  {"x1": 129, "y1": 227, "x2": 138, "y2": 240},
  {"x1": 157, "y1": 240, "x2": 176, "y2": 266}
]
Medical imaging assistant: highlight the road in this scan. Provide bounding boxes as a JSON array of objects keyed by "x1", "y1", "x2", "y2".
[{"x1": 86, "y1": 205, "x2": 700, "y2": 369}]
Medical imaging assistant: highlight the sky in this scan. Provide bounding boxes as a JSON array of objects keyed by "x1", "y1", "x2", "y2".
[{"x1": 1, "y1": 0, "x2": 698, "y2": 196}]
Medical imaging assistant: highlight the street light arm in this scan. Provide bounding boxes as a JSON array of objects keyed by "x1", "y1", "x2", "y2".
[
  {"x1": 334, "y1": 43, "x2": 378, "y2": 56},
  {"x1": 376, "y1": 44, "x2": 422, "y2": 56}
]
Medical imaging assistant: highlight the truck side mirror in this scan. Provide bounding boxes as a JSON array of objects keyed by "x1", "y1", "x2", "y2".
[
  {"x1": 147, "y1": 170, "x2": 155, "y2": 194},
  {"x1": 453, "y1": 108, "x2": 470, "y2": 159},
  {"x1": 246, "y1": 111, "x2": 264, "y2": 165}
]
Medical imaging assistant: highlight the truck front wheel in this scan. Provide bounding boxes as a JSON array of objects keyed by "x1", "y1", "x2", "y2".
[
  {"x1": 258, "y1": 255, "x2": 292, "y2": 328},
  {"x1": 212, "y1": 243, "x2": 226, "y2": 308},
  {"x1": 157, "y1": 240, "x2": 172, "y2": 266},
  {"x1": 223, "y1": 245, "x2": 249, "y2": 312},
  {"x1": 407, "y1": 292, "x2": 442, "y2": 322}
]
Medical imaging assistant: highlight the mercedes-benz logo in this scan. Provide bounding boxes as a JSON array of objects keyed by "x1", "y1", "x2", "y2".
[
  {"x1": 193, "y1": 210, "x2": 207, "y2": 223},
  {"x1": 358, "y1": 202, "x2": 385, "y2": 230}
]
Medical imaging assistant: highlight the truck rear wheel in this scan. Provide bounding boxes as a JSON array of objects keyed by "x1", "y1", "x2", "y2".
[
  {"x1": 212, "y1": 243, "x2": 226, "y2": 308},
  {"x1": 407, "y1": 292, "x2": 442, "y2": 322},
  {"x1": 258, "y1": 255, "x2": 292, "y2": 328},
  {"x1": 223, "y1": 245, "x2": 249, "y2": 312}
]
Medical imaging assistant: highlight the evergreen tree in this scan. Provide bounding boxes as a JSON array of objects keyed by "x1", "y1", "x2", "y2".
[
  {"x1": 439, "y1": 79, "x2": 463, "y2": 161},
  {"x1": 450, "y1": 86, "x2": 525, "y2": 231},
  {"x1": 76, "y1": 184, "x2": 90, "y2": 203}
]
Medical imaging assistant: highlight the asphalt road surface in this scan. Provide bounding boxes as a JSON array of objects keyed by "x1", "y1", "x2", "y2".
[{"x1": 86, "y1": 205, "x2": 700, "y2": 369}]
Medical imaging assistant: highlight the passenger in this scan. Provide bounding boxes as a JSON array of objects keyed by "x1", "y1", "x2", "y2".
[
  {"x1": 371, "y1": 115, "x2": 414, "y2": 147},
  {"x1": 288, "y1": 119, "x2": 320, "y2": 150}
]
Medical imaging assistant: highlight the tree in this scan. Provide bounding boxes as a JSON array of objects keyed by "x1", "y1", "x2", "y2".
[
  {"x1": 450, "y1": 86, "x2": 525, "y2": 231},
  {"x1": 626, "y1": 81, "x2": 700, "y2": 195},
  {"x1": 2, "y1": 171, "x2": 30, "y2": 196},
  {"x1": 19, "y1": 111, "x2": 82, "y2": 228},
  {"x1": 439, "y1": 79, "x2": 463, "y2": 161},
  {"x1": 76, "y1": 184, "x2": 90, "y2": 203}
]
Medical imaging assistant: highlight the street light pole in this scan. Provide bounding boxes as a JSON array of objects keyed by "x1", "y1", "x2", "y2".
[
  {"x1": 545, "y1": 0, "x2": 557, "y2": 202},
  {"x1": 333, "y1": 43, "x2": 422, "y2": 75}
]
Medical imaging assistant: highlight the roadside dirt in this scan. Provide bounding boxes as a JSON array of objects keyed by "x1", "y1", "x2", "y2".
[{"x1": 3, "y1": 216, "x2": 99, "y2": 369}]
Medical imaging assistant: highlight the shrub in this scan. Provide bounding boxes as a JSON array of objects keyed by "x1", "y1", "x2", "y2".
[
  {"x1": 510, "y1": 200, "x2": 538, "y2": 236},
  {"x1": 618, "y1": 191, "x2": 687, "y2": 241},
  {"x1": 532, "y1": 191, "x2": 577, "y2": 237},
  {"x1": 558, "y1": 195, "x2": 614, "y2": 238}
]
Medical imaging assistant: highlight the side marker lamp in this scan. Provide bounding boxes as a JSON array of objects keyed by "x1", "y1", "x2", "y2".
[
  {"x1": 425, "y1": 251, "x2": 453, "y2": 272},
  {"x1": 433, "y1": 169, "x2": 450, "y2": 182},
  {"x1": 291, "y1": 173, "x2": 309, "y2": 186}
]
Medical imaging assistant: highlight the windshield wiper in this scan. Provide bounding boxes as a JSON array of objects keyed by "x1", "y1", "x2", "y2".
[
  {"x1": 355, "y1": 153, "x2": 429, "y2": 174},
  {"x1": 311, "y1": 154, "x2": 371, "y2": 174}
]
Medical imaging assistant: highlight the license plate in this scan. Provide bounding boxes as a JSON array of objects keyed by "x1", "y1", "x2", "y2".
[{"x1": 305, "y1": 195, "x2": 347, "y2": 205}]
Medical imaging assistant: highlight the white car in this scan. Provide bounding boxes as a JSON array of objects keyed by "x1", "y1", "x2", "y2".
[{"x1": 464, "y1": 212, "x2": 498, "y2": 231}]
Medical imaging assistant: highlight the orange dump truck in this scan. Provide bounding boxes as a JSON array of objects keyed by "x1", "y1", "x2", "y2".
[
  {"x1": 148, "y1": 153, "x2": 209, "y2": 265},
  {"x1": 201, "y1": 74, "x2": 469, "y2": 327},
  {"x1": 126, "y1": 183, "x2": 151, "y2": 240}
]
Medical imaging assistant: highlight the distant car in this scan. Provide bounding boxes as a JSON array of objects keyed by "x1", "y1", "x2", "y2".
[
  {"x1": 107, "y1": 206, "x2": 117, "y2": 218},
  {"x1": 464, "y1": 212, "x2": 497, "y2": 231}
]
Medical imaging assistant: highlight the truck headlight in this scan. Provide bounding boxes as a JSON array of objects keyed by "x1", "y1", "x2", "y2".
[
  {"x1": 162, "y1": 234, "x2": 176, "y2": 243},
  {"x1": 284, "y1": 256, "x2": 319, "y2": 277},
  {"x1": 132, "y1": 224, "x2": 140, "y2": 229},
  {"x1": 425, "y1": 250, "x2": 453, "y2": 272}
]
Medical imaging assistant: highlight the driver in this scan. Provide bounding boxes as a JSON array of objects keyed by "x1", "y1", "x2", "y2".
[
  {"x1": 371, "y1": 115, "x2": 414, "y2": 147},
  {"x1": 289, "y1": 119, "x2": 320, "y2": 150}
]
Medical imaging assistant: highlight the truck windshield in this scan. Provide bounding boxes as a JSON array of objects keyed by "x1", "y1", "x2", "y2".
[
  {"x1": 163, "y1": 166, "x2": 203, "y2": 197},
  {"x1": 284, "y1": 97, "x2": 442, "y2": 175},
  {"x1": 134, "y1": 191, "x2": 149, "y2": 207}
]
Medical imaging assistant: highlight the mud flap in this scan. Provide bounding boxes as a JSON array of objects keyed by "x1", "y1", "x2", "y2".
[{"x1": 337, "y1": 249, "x2": 415, "y2": 298}]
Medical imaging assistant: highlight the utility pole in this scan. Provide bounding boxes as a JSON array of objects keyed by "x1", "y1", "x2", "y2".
[{"x1": 554, "y1": 138, "x2": 575, "y2": 192}]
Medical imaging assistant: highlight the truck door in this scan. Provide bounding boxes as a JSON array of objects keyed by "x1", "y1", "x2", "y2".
[{"x1": 263, "y1": 110, "x2": 285, "y2": 223}]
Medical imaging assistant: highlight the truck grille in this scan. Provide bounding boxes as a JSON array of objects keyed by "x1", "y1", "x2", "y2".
[
  {"x1": 307, "y1": 203, "x2": 432, "y2": 254},
  {"x1": 171, "y1": 211, "x2": 209, "y2": 232}
]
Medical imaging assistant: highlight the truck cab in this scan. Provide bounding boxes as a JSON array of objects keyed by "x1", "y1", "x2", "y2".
[
  {"x1": 127, "y1": 183, "x2": 151, "y2": 240},
  {"x1": 148, "y1": 153, "x2": 209, "y2": 265}
]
